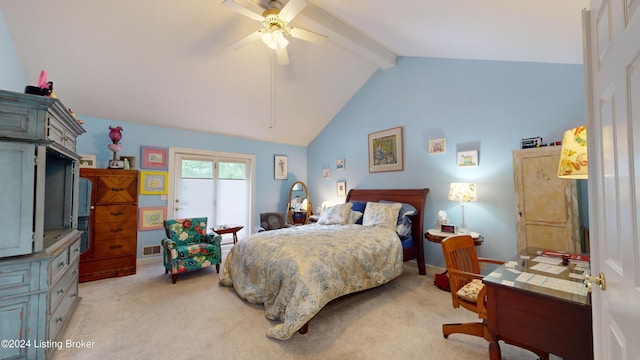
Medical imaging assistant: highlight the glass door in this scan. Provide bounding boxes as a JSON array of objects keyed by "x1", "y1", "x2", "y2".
[{"x1": 170, "y1": 149, "x2": 253, "y2": 251}]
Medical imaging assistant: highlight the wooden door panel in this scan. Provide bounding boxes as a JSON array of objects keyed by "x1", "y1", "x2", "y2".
[{"x1": 513, "y1": 147, "x2": 580, "y2": 252}]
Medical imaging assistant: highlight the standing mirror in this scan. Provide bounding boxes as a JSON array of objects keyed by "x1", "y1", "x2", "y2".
[{"x1": 288, "y1": 181, "x2": 313, "y2": 224}]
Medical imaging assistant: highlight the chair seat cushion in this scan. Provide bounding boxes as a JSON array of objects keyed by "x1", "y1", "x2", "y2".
[
  {"x1": 456, "y1": 279, "x2": 484, "y2": 303},
  {"x1": 176, "y1": 242, "x2": 218, "y2": 258}
]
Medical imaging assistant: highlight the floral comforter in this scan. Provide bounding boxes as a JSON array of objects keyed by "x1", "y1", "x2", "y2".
[{"x1": 219, "y1": 224, "x2": 403, "y2": 340}]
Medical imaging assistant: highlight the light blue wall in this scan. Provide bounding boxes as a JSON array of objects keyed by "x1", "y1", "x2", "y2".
[
  {"x1": 0, "y1": 12, "x2": 26, "y2": 91},
  {"x1": 1, "y1": 13, "x2": 587, "y2": 267},
  {"x1": 77, "y1": 117, "x2": 307, "y2": 257},
  {"x1": 308, "y1": 57, "x2": 586, "y2": 268},
  {"x1": 0, "y1": 10, "x2": 306, "y2": 258}
]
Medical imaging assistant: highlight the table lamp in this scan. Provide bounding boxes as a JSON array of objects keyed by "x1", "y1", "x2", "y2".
[
  {"x1": 558, "y1": 125, "x2": 588, "y2": 179},
  {"x1": 448, "y1": 182, "x2": 477, "y2": 234}
]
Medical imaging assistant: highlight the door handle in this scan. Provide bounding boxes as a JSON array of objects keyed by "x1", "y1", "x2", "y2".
[{"x1": 585, "y1": 272, "x2": 606, "y2": 291}]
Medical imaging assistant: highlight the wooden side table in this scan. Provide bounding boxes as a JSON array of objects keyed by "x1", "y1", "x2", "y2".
[
  {"x1": 425, "y1": 228, "x2": 484, "y2": 245},
  {"x1": 211, "y1": 225, "x2": 244, "y2": 244},
  {"x1": 425, "y1": 229, "x2": 484, "y2": 291}
]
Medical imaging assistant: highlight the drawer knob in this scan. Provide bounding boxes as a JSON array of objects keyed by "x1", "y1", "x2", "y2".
[
  {"x1": 111, "y1": 187, "x2": 124, "y2": 192},
  {"x1": 57, "y1": 288, "x2": 65, "y2": 294},
  {"x1": 109, "y1": 244, "x2": 124, "y2": 249},
  {"x1": 73, "y1": 248, "x2": 80, "y2": 253},
  {"x1": 110, "y1": 211, "x2": 124, "y2": 216},
  {"x1": 56, "y1": 317, "x2": 64, "y2": 323},
  {"x1": 110, "y1": 228, "x2": 124, "y2": 233},
  {"x1": 58, "y1": 261, "x2": 66, "y2": 267}
]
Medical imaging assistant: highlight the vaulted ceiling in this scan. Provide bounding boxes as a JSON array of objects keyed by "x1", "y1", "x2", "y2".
[{"x1": 0, "y1": 0, "x2": 588, "y2": 146}]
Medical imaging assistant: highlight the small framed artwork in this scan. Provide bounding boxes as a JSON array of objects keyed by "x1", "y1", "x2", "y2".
[
  {"x1": 140, "y1": 171, "x2": 168, "y2": 195},
  {"x1": 138, "y1": 206, "x2": 167, "y2": 231},
  {"x1": 429, "y1": 138, "x2": 446, "y2": 154},
  {"x1": 336, "y1": 181, "x2": 346, "y2": 197},
  {"x1": 79, "y1": 154, "x2": 96, "y2": 168},
  {"x1": 322, "y1": 168, "x2": 331, "y2": 179},
  {"x1": 119, "y1": 155, "x2": 136, "y2": 169},
  {"x1": 457, "y1": 150, "x2": 479, "y2": 167},
  {"x1": 140, "y1": 146, "x2": 168, "y2": 170},
  {"x1": 336, "y1": 159, "x2": 345, "y2": 170},
  {"x1": 108, "y1": 159, "x2": 125, "y2": 169},
  {"x1": 368, "y1": 126, "x2": 404, "y2": 173},
  {"x1": 274, "y1": 155, "x2": 287, "y2": 180}
]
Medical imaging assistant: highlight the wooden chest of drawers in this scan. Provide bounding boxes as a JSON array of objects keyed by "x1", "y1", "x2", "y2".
[{"x1": 79, "y1": 169, "x2": 139, "y2": 282}]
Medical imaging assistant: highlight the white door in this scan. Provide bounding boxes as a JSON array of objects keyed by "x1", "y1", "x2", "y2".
[
  {"x1": 584, "y1": 1, "x2": 640, "y2": 358},
  {"x1": 168, "y1": 148, "x2": 255, "y2": 256}
]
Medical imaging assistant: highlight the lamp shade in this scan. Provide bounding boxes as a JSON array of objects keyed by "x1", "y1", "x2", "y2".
[
  {"x1": 558, "y1": 126, "x2": 588, "y2": 179},
  {"x1": 448, "y1": 183, "x2": 477, "y2": 202}
]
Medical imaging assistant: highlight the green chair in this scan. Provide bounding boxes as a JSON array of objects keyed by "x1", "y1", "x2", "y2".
[{"x1": 161, "y1": 217, "x2": 221, "y2": 284}]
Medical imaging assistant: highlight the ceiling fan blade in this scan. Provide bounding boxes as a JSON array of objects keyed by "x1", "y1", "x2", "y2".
[
  {"x1": 289, "y1": 27, "x2": 327, "y2": 44},
  {"x1": 230, "y1": 30, "x2": 263, "y2": 50},
  {"x1": 276, "y1": 47, "x2": 290, "y2": 65},
  {"x1": 221, "y1": 0, "x2": 265, "y2": 22},
  {"x1": 278, "y1": 0, "x2": 307, "y2": 22}
]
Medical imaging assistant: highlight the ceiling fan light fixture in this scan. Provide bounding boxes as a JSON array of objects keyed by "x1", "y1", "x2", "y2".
[{"x1": 262, "y1": 29, "x2": 289, "y2": 49}]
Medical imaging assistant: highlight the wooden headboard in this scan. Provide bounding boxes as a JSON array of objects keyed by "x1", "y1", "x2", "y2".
[{"x1": 346, "y1": 188, "x2": 429, "y2": 275}]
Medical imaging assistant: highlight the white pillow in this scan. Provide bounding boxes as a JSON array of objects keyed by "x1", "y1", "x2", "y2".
[
  {"x1": 317, "y1": 203, "x2": 353, "y2": 225},
  {"x1": 362, "y1": 202, "x2": 402, "y2": 230},
  {"x1": 347, "y1": 210, "x2": 363, "y2": 224}
]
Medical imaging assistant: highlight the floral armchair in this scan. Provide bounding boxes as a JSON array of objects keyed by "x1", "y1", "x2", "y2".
[{"x1": 161, "y1": 217, "x2": 221, "y2": 284}]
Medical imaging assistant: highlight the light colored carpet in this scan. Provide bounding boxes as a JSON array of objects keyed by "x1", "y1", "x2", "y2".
[{"x1": 51, "y1": 257, "x2": 541, "y2": 360}]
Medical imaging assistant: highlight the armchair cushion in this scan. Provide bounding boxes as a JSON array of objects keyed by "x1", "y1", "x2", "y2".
[
  {"x1": 161, "y1": 217, "x2": 221, "y2": 283},
  {"x1": 260, "y1": 212, "x2": 289, "y2": 231},
  {"x1": 164, "y1": 217, "x2": 208, "y2": 244},
  {"x1": 456, "y1": 279, "x2": 484, "y2": 303}
]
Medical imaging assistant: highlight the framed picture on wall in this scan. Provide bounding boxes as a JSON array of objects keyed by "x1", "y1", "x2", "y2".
[
  {"x1": 428, "y1": 138, "x2": 446, "y2": 154},
  {"x1": 322, "y1": 168, "x2": 331, "y2": 179},
  {"x1": 140, "y1": 171, "x2": 168, "y2": 194},
  {"x1": 140, "y1": 146, "x2": 168, "y2": 170},
  {"x1": 457, "y1": 150, "x2": 478, "y2": 167},
  {"x1": 119, "y1": 155, "x2": 136, "y2": 169},
  {"x1": 274, "y1": 155, "x2": 287, "y2": 180},
  {"x1": 336, "y1": 181, "x2": 346, "y2": 196},
  {"x1": 79, "y1": 154, "x2": 96, "y2": 168},
  {"x1": 368, "y1": 126, "x2": 404, "y2": 172},
  {"x1": 138, "y1": 206, "x2": 167, "y2": 231}
]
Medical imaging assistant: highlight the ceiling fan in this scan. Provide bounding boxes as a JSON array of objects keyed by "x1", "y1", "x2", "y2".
[{"x1": 222, "y1": 0, "x2": 327, "y2": 65}]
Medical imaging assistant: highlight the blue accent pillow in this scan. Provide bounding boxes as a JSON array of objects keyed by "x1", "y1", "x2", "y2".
[{"x1": 349, "y1": 201, "x2": 367, "y2": 224}]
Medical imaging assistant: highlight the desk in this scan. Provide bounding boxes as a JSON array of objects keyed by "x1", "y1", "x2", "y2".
[
  {"x1": 483, "y1": 248, "x2": 593, "y2": 360},
  {"x1": 211, "y1": 225, "x2": 243, "y2": 244}
]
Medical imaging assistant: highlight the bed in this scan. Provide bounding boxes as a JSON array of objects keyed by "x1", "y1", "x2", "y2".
[{"x1": 219, "y1": 188, "x2": 429, "y2": 340}]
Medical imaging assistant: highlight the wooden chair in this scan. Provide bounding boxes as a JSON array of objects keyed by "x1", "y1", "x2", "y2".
[{"x1": 440, "y1": 234, "x2": 504, "y2": 341}]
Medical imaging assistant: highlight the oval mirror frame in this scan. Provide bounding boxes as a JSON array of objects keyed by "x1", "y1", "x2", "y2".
[{"x1": 288, "y1": 181, "x2": 313, "y2": 224}]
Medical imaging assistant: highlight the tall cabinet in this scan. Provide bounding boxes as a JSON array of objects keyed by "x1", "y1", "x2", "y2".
[
  {"x1": 0, "y1": 90, "x2": 86, "y2": 359},
  {"x1": 512, "y1": 147, "x2": 582, "y2": 253},
  {"x1": 79, "y1": 168, "x2": 139, "y2": 282}
]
